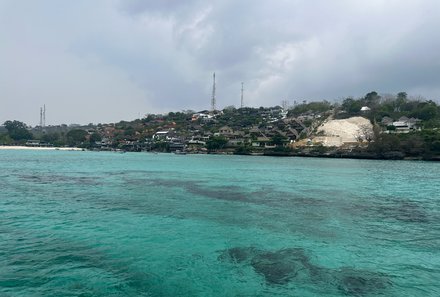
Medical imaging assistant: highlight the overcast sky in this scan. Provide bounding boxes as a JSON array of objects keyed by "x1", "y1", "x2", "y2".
[{"x1": 1, "y1": 0, "x2": 440, "y2": 125}]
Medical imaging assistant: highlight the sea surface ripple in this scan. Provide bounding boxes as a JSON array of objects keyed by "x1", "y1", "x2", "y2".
[{"x1": 1, "y1": 150, "x2": 439, "y2": 296}]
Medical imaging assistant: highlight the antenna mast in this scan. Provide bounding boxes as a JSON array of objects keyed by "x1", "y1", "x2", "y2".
[
  {"x1": 40, "y1": 107, "x2": 43, "y2": 128},
  {"x1": 240, "y1": 82, "x2": 244, "y2": 108},
  {"x1": 43, "y1": 104, "x2": 46, "y2": 127},
  {"x1": 211, "y1": 72, "x2": 216, "y2": 112}
]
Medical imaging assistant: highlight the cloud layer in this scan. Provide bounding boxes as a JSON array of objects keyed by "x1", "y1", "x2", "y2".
[{"x1": 1, "y1": 0, "x2": 440, "y2": 125}]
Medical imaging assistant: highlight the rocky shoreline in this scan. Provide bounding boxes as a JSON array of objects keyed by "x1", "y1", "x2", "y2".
[
  {"x1": 2, "y1": 145, "x2": 439, "y2": 161},
  {"x1": 237, "y1": 149, "x2": 440, "y2": 161}
]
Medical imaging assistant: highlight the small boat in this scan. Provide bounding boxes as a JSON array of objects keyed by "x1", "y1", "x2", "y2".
[{"x1": 174, "y1": 150, "x2": 187, "y2": 155}]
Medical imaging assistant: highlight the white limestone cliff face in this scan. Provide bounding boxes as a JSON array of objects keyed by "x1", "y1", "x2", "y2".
[{"x1": 314, "y1": 117, "x2": 373, "y2": 147}]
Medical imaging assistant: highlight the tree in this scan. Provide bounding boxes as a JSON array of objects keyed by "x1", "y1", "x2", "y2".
[
  {"x1": 364, "y1": 91, "x2": 381, "y2": 107},
  {"x1": 288, "y1": 101, "x2": 332, "y2": 116},
  {"x1": 124, "y1": 127, "x2": 135, "y2": 136},
  {"x1": 223, "y1": 105, "x2": 236, "y2": 112},
  {"x1": 3, "y1": 120, "x2": 33, "y2": 141},
  {"x1": 234, "y1": 145, "x2": 251, "y2": 155},
  {"x1": 368, "y1": 124, "x2": 398, "y2": 154},
  {"x1": 397, "y1": 92, "x2": 407, "y2": 101},
  {"x1": 271, "y1": 134, "x2": 288, "y2": 146},
  {"x1": 206, "y1": 136, "x2": 228, "y2": 151},
  {"x1": 89, "y1": 133, "x2": 102, "y2": 143},
  {"x1": 0, "y1": 133, "x2": 12, "y2": 145},
  {"x1": 42, "y1": 132, "x2": 61, "y2": 143},
  {"x1": 365, "y1": 91, "x2": 379, "y2": 100},
  {"x1": 355, "y1": 124, "x2": 374, "y2": 142},
  {"x1": 410, "y1": 101, "x2": 438, "y2": 121},
  {"x1": 341, "y1": 98, "x2": 362, "y2": 114},
  {"x1": 66, "y1": 129, "x2": 88, "y2": 146}
]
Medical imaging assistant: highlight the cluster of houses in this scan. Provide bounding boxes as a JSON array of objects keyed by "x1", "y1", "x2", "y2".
[
  {"x1": 381, "y1": 116, "x2": 421, "y2": 133},
  {"x1": 88, "y1": 108, "x2": 314, "y2": 152},
  {"x1": 1, "y1": 104, "x2": 425, "y2": 151},
  {"x1": 146, "y1": 110, "x2": 322, "y2": 152}
]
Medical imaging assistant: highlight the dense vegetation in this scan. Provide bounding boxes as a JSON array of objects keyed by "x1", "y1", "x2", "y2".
[
  {"x1": 2, "y1": 120, "x2": 33, "y2": 142},
  {"x1": 288, "y1": 101, "x2": 333, "y2": 117},
  {"x1": 338, "y1": 91, "x2": 439, "y2": 126}
]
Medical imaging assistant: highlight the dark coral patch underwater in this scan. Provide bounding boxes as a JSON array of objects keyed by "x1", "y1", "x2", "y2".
[{"x1": 219, "y1": 247, "x2": 392, "y2": 296}]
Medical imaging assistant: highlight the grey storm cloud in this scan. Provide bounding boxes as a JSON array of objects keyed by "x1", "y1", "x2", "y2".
[{"x1": 1, "y1": 0, "x2": 440, "y2": 125}]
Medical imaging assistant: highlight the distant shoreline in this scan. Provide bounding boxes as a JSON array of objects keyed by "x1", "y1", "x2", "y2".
[
  {"x1": 0, "y1": 145, "x2": 83, "y2": 151},
  {"x1": 1, "y1": 146, "x2": 439, "y2": 161}
]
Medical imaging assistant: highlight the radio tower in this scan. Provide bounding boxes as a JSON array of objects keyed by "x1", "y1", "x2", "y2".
[
  {"x1": 211, "y1": 72, "x2": 216, "y2": 112},
  {"x1": 39, "y1": 105, "x2": 46, "y2": 129},
  {"x1": 40, "y1": 107, "x2": 43, "y2": 128},
  {"x1": 43, "y1": 104, "x2": 46, "y2": 127},
  {"x1": 240, "y1": 82, "x2": 244, "y2": 108}
]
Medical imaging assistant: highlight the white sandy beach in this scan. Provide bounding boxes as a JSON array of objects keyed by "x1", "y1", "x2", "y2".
[{"x1": 0, "y1": 146, "x2": 84, "y2": 151}]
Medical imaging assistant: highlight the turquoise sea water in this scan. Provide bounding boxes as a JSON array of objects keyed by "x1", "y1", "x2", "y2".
[{"x1": 0, "y1": 150, "x2": 439, "y2": 297}]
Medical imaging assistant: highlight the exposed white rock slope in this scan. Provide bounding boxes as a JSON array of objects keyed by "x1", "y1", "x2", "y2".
[{"x1": 314, "y1": 117, "x2": 373, "y2": 147}]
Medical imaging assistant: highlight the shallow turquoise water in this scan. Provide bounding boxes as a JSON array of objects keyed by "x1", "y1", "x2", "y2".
[{"x1": 0, "y1": 150, "x2": 439, "y2": 296}]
